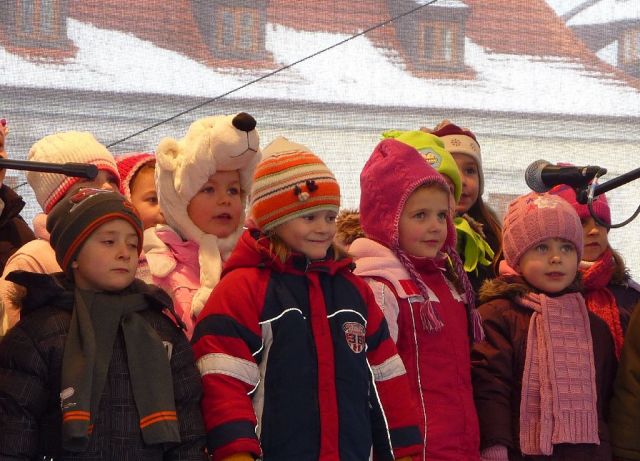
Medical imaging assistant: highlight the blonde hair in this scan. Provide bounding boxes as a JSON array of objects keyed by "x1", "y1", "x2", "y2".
[{"x1": 263, "y1": 232, "x2": 348, "y2": 264}]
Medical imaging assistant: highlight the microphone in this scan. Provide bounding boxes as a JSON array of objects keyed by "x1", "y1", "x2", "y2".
[
  {"x1": 0, "y1": 158, "x2": 98, "y2": 179},
  {"x1": 525, "y1": 159, "x2": 606, "y2": 192}
]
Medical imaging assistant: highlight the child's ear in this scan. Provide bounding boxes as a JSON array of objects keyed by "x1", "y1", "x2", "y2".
[{"x1": 71, "y1": 261, "x2": 79, "y2": 269}]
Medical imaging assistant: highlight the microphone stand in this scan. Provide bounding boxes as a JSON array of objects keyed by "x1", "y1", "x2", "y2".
[
  {"x1": 0, "y1": 158, "x2": 98, "y2": 179},
  {"x1": 575, "y1": 166, "x2": 640, "y2": 229}
]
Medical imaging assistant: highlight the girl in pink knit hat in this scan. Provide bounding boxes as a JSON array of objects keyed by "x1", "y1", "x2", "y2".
[
  {"x1": 350, "y1": 138, "x2": 484, "y2": 461},
  {"x1": 550, "y1": 184, "x2": 640, "y2": 359},
  {"x1": 471, "y1": 191, "x2": 615, "y2": 461}
]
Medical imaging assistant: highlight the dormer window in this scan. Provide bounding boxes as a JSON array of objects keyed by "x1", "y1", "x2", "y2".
[
  {"x1": 16, "y1": 0, "x2": 63, "y2": 42},
  {"x1": 217, "y1": 5, "x2": 261, "y2": 54},
  {"x1": 419, "y1": 21, "x2": 461, "y2": 69}
]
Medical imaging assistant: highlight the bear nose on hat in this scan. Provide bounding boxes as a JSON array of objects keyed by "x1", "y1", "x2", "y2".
[{"x1": 232, "y1": 112, "x2": 257, "y2": 133}]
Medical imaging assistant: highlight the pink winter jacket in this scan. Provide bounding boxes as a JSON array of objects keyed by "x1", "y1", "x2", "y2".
[
  {"x1": 144, "y1": 225, "x2": 204, "y2": 337},
  {"x1": 350, "y1": 237, "x2": 481, "y2": 461}
]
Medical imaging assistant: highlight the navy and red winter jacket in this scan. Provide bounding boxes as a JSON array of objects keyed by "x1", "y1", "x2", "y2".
[{"x1": 192, "y1": 230, "x2": 422, "y2": 461}]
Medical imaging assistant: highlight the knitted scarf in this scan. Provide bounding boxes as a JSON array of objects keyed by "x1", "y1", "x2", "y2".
[
  {"x1": 61, "y1": 290, "x2": 180, "y2": 451},
  {"x1": 581, "y1": 248, "x2": 624, "y2": 359},
  {"x1": 517, "y1": 292, "x2": 599, "y2": 455}
]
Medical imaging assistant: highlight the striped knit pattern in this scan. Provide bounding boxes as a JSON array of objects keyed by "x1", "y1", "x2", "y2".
[{"x1": 250, "y1": 149, "x2": 340, "y2": 231}]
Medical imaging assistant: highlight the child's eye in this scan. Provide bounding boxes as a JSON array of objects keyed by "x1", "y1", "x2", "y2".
[
  {"x1": 464, "y1": 167, "x2": 477, "y2": 176},
  {"x1": 414, "y1": 212, "x2": 426, "y2": 219},
  {"x1": 145, "y1": 196, "x2": 158, "y2": 205},
  {"x1": 102, "y1": 240, "x2": 114, "y2": 245},
  {"x1": 535, "y1": 244, "x2": 548, "y2": 252},
  {"x1": 200, "y1": 186, "x2": 214, "y2": 194},
  {"x1": 326, "y1": 214, "x2": 337, "y2": 223},
  {"x1": 561, "y1": 244, "x2": 575, "y2": 253},
  {"x1": 227, "y1": 187, "x2": 240, "y2": 196},
  {"x1": 437, "y1": 212, "x2": 448, "y2": 220},
  {"x1": 303, "y1": 214, "x2": 315, "y2": 221}
]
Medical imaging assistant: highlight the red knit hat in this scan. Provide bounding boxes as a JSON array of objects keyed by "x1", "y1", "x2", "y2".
[
  {"x1": 116, "y1": 152, "x2": 156, "y2": 200},
  {"x1": 431, "y1": 121, "x2": 483, "y2": 195},
  {"x1": 502, "y1": 192, "x2": 583, "y2": 269},
  {"x1": 549, "y1": 184, "x2": 611, "y2": 228}
]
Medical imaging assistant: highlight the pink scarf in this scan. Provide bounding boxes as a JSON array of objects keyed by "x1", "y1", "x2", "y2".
[
  {"x1": 581, "y1": 248, "x2": 624, "y2": 359},
  {"x1": 517, "y1": 292, "x2": 599, "y2": 455}
]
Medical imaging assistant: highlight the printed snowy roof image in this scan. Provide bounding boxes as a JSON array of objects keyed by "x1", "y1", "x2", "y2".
[
  {"x1": 1, "y1": 0, "x2": 639, "y2": 118},
  {"x1": 566, "y1": 0, "x2": 640, "y2": 26}
]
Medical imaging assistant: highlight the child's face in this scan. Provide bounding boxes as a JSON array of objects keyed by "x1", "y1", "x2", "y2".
[
  {"x1": 130, "y1": 167, "x2": 165, "y2": 230},
  {"x1": 187, "y1": 170, "x2": 242, "y2": 238},
  {"x1": 398, "y1": 186, "x2": 449, "y2": 258},
  {"x1": 274, "y1": 210, "x2": 337, "y2": 260},
  {"x1": 67, "y1": 170, "x2": 119, "y2": 197},
  {"x1": 517, "y1": 238, "x2": 578, "y2": 293},
  {"x1": 452, "y1": 153, "x2": 479, "y2": 214},
  {"x1": 581, "y1": 216, "x2": 609, "y2": 262},
  {"x1": 72, "y1": 219, "x2": 139, "y2": 292},
  {"x1": 441, "y1": 174, "x2": 457, "y2": 217}
]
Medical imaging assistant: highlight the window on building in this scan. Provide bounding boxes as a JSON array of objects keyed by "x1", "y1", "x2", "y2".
[
  {"x1": 216, "y1": 6, "x2": 260, "y2": 54},
  {"x1": 622, "y1": 28, "x2": 640, "y2": 64},
  {"x1": 418, "y1": 21, "x2": 461, "y2": 68},
  {"x1": 16, "y1": 0, "x2": 61, "y2": 40}
]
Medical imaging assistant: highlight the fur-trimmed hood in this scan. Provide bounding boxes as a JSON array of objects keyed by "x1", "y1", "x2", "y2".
[{"x1": 479, "y1": 275, "x2": 534, "y2": 304}]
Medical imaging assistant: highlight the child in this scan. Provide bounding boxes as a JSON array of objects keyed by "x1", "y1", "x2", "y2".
[
  {"x1": 334, "y1": 208, "x2": 364, "y2": 251},
  {"x1": 144, "y1": 113, "x2": 261, "y2": 337},
  {"x1": 551, "y1": 184, "x2": 640, "y2": 358},
  {"x1": 349, "y1": 137, "x2": 484, "y2": 461},
  {"x1": 609, "y1": 305, "x2": 640, "y2": 460},
  {"x1": 0, "y1": 131, "x2": 120, "y2": 334},
  {"x1": 116, "y1": 152, "x2": 165, "y2": 230},
  {"x1": 192, "y1": 137, "x2": 422, "y2": 461},
  {"x1": 471, "y1": 192, "x2": 616, "y2": 460},
  {"x1": 428, "y1": 121, "x2": 502, "y2": 293},
  {"x1": 0, "y1": 118, "x2": 35, "y2": 273},
  {"x1": 0, "y1": 189, "x2": 206, "y2": 459}
]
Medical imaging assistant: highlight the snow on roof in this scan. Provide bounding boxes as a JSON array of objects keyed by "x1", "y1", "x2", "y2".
[
  {"x1": 416, "y1": 0, "x2": 468, "y2": 8},
  {"x1": 545, "y1": 0, "x2": 593, "y2": 17},
  {"x1": 597, "y1": 40, "x2": 619, "y2": 65},
  {"x1": 567, "y1": 0, "x2": 640, "y2": 26},
  {"x1": 1, "y1": 18, "x2": 639, "y2": 117}
]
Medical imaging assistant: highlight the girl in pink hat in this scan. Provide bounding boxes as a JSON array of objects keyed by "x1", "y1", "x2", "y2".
[{"x1": 472, "y1": 192, "x2": 615, "y2": 461}]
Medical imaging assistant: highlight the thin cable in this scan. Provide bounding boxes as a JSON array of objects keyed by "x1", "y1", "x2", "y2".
[{"x1": 107, "y1": 0, "x2": 439, "y2": 148}]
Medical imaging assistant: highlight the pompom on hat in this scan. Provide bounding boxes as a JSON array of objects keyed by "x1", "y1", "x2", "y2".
[
  {"x1": 428, "y1": 120, "x2": 483, "y2": 195},
  {"x1": 382, "y1": 129, "x2": 462, "y2": 202},
  {"x1": 549, "y1": 184, "x2": 611, "y2": 228},
  {"x1": 27, "y1": 131, "x2": 120, "y2": 213},
  {"x1": 47, "y1": 189, "x2": 143, "y2": 275},
  {"x1": 502, "y1": 192, "x2": 583, "y2": 270},
  {"x1": 116, "y1": 152, "x2": 156, "y2": 201},
  {"x1": 250, "y1": 136, "x2": 341, "y2": 232}
]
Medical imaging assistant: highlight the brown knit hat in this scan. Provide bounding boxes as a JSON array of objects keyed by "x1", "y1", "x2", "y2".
[{"x1": 47, "y1": 189, "x2": 143, "y2": 274}]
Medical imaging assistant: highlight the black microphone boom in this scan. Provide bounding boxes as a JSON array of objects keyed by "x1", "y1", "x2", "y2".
[
  {"x1": 525, "y1": 159, "x2": 606, "y2": 192},
  {"x1": 0, "y1": 158, "x2": 98, "y2": 180}
]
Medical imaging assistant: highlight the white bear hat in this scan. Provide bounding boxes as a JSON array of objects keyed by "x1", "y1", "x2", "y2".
[{"x1": 147, "y1": 112, "x2": 261, "y2": 317}]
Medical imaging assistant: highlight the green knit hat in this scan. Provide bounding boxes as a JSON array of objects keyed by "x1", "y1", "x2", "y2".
[{"x1": 382, "y1": 130, "x2": 462, "y2": 202}]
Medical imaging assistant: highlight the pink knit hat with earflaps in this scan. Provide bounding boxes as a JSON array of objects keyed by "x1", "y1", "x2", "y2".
[
  {"x1": 502, "y1": 192, "x2": 583, "y2": 270},
  {"x1": 359, "y1": 138, "x2": 484, "y2": 341}
]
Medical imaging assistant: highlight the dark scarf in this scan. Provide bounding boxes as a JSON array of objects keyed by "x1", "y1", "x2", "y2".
[
  {"x1": 581, "y1": 248, "x2": 624, "y2": 359},
  {"x1": 61, "y1": 289, "x2": 180, "y2": 451}
]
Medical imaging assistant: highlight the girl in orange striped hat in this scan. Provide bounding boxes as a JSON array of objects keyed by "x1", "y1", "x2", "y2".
[{"x1": 192, "y1": 136, "x2": 422, "y2": 461}]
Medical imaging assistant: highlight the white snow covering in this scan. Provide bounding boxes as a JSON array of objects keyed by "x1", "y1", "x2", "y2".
[
  {"x1": 597, "y1": 40, "x2": 619, "y2": 65},
  {"x1": 567, "y1": 0, "x2": 640, "y2": 26},
  {"x1": 545, "y1": 0, "x2": 592, "y2": 16},
  {"x1": 1, "y1": 19, "x2": 639, "y2": 117}
]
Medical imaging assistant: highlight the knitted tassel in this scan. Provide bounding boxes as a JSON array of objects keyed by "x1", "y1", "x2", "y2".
[
  {"x1": 449, "y1": 248, "x2": 485, "y2": 343},
  {"x1": 396, "y1": 249, "x2": 444, "y2": 332}
]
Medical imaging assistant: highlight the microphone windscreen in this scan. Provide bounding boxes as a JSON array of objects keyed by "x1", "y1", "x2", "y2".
[{"x1": 525, "y1": 159, "x2": 550, "y2": 192}]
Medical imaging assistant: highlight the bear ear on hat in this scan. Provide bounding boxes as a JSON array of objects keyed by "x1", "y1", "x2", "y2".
[{"x1": 155, "y1": 137, "x2": 181, "y2": 172}]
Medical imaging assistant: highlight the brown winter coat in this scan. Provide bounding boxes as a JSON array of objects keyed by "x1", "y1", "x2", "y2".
[{"x1": 471, "y1": 276, "x2": 617, "y2": 461}]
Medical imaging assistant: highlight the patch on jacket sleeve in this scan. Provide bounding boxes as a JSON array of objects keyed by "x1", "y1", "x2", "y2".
[{"x1": 343, "y1": 321, "x2": 366, "y2": 353}]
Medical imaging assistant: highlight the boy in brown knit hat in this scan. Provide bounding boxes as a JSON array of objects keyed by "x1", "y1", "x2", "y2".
[{"x1": 0, "y1": 189, "x2": 206, "y2": 459}]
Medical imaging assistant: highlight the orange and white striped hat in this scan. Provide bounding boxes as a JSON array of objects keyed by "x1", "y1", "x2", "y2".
[{"x1": 250, "y1": 137, "x2": 340, "y2": 232}]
